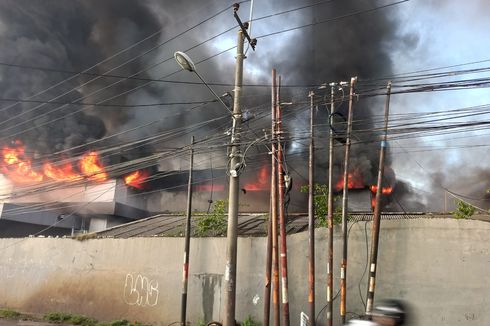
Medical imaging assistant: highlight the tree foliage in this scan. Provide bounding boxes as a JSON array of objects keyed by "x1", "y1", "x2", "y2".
[
  {"x1": 452, "y1": 200, "x2": 475, "y2": 219},
  {"x1": 195, "y1": 199, "x2": 228, "y2": 236},
  {"x1": 300, "y1": 183, "x2": 343, "y2": 227}
]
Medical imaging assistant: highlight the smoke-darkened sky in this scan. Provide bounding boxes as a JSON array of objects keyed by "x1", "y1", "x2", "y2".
[{"x1": 0, "y1": 0, "x2": 488, "y2": 211}]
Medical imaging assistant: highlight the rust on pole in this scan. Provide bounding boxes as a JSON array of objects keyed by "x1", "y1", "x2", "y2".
[
  {"x1": 326, "y1": 83, "x2": 337, "y2": 326},
  {"x1": 340, "y1": 76, "x2": 357, "y2": 324},
  {"x1": 277, "y1": 76, "x2": 290, "y2": 326},
  {"x1": 263, "y1": 69, "x2": 277, "y2": 326},
  {"x1": 307, "y1": 90, "x2": 316, "y2": 326},
  {"x1": 271, "y1": 70, "x2": 281, "y2": 326},
  {"x1": 365, "y1": 81, "x2": 392, "y2": 316},
  {"x1": 264, "y1": 203, "x2": 273, "y2": 326},
  {"x1": 180, "y1": 136, "x2": 195, "y2": 326}
]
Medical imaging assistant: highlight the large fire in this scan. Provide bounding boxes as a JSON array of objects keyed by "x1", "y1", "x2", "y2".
[
  {"x1": 243, "y1": 165, "x2": 269, "y2": 191},
  {"x1": 1, "y1": 141, "x2": 145, "y2": 188},
  {"x1": 335, "y1": 168, "x2": 365, "y2": 191},
  {"x1": 370, "y1": 184, "x2": 394, "y2": 210},
  {"x1": 79, "y1": 151, "x2": 108, "y2": 182},
  {"x1": 123, "y1": 170, "x2": 149, "y2": 189},
  {"x1": 2, "y1": 144, "x2": 44, "y2": 184},
  {"x1": 369, "y1": 185, "x2": 393, "y2": 195},
  {"x1": 43, "y1": 161, "x2": 83, "y2": 182}
]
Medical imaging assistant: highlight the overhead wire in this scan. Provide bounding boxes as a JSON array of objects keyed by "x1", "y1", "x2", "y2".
[
  {"x1": 0, "y1": 2, "x2": 251, "y2": 138},
  {"x1": 0, "y1": 0, "x2": 412, "y2": 142}
]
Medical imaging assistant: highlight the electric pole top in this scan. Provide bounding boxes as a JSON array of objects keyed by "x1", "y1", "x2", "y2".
[{"x1": 233, "y1": 3, "x2": 257, "y2": 50}]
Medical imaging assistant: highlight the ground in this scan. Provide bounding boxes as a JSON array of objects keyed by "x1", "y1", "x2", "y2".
[{"x1": 0, "y1": 320, "x2": 53, "y2": 326}]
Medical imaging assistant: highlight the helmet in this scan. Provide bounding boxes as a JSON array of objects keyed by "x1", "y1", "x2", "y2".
[{"x1": 372, "y1": 299, "x2": 406, "y2": 325}]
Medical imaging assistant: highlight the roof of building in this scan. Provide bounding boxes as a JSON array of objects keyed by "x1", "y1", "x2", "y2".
[{"x1": 83, "y1": 212, "x2": 490, "y2": 239}]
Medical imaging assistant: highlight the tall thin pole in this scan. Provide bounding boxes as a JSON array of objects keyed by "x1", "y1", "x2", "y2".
[
  {"x1": 307, "y1": 91, "x2": 316, "y2": 325},
  {"x1": 223, "y1": 28, "x2": 245, "y2": 326},
  {"x1": 277, "y1": 76, "x2": 290, "y2": 326},
  {"x1": 365, "y1": 82, "x2": 392, "y2": 315},
  {"x1": 180, "y1": 136, "x2": 195, "y2": 326},
  {"x1": 264, "y1": 69, "x2": 277, "y2": 326},
  {"x1": 326, "y1": 83, "x2": 336, "y2": 326},
  {"x1": 271, "y1": 70, "x2": 280, "y2": 326},
  {"x1": 340, "y1": 76, "x2": 357, "y2": 324}
]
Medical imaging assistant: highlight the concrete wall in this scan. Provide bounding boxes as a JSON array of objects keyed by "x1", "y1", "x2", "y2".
[{"x1": 0, "y1": 218, "x2": 488, "y2": 325}]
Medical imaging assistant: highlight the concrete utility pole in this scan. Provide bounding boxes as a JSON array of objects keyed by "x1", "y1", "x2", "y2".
[
  {"x1": 174, "y1": 5, "x2": 256, "y2": 324},
  {"x1": 340, "y1": 76, "x2": 357, "y2": 324},
  {"x1": 223, "y1": 27, "x2": 245, "y2": 326},
  {"x1": 264, "y1": 69, "x2": 278, "y2": 326},
  {"x1": 307, "y1": 90, "x2": 316, "y2": 326},
  {"x1": 180, "y1": 136, "x2": 195, "y2": 326},
  {"x1": 326, "y1": 82, "x2": 337, "y2": 326},
  {"x1": 224, "y1": 2, "x2": 259, "y2": 323},
  {"x1": 365, "y1": 82, "x2": 392, "y2": 316}
]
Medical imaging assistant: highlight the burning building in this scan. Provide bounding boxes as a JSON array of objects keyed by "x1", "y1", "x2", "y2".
[
  {"x1": 0, "y1": 141, "x2": 150, "y2": 237},
  {"x1": 0, "y1": 0, "x2": 445, "y2": 234}
]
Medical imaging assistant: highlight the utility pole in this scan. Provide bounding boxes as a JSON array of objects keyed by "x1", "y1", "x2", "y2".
[
  {"x1": 307, "y1": 90, "x2": 316, "y2": 326},
  {"x1": 264, "y1": 69, "x2": 278, "y2": 326},
  {"x1": 180, "y1": 136, "x2": 194, "y2": 326},
  {"x1": 174, "y1": 5, "x2": 256, "y2": 325},
  {"x1": 365, "y1": 82, "x2": 392, "y2": 316},
  {"x1": 326, "y1": 82, "x2": 337, "y2": 326},
  {"x1": 223, "y1": 14, "x2": 245, "y2": 326},
  {"x1": 277, "y1": 76, "x2": 291, "y2": 326},
  {"x1": 224, "y1": 4, "x2": 257, "y2": 324},
  {"x1": 340, "y1": 76, "x2": 357, "y2": 324},
  {"x1": 272, "y1": 70, "x2": 281, "y2": 326}
]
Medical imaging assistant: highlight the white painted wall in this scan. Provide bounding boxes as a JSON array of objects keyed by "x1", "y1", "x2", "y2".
[{"x1": 0, "y1": 218, "x2": 488, "y2": 325}]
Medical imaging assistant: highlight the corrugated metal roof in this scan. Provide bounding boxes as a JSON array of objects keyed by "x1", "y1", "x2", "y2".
[{"x1": 85, "y1": 212, "x2": 490, "y2": 239}]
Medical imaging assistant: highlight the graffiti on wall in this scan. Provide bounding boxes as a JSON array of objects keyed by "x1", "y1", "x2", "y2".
[{"x1": 123, "y1": 273, "x2": 159, "y2": 307}]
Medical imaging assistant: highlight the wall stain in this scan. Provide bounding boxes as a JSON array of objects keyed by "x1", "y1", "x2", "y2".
[{"x1": 196, "y1": 273, "x2": 222, "y2": 323}]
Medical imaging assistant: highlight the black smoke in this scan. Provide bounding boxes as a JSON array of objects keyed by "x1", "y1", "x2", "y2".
[
  {"x1": 0, "y1": 0, "x2": 427, "y2": 211},
  {"x1": 0, "y1": 0, "x2": 160, "y2": 162},
  {"x1": 231, "y1": 0, "x2": 417, "y2": 210}
]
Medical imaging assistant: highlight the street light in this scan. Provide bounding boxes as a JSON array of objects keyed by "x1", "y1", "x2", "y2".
[
  {"x1": 174, "y1": 43, "x2": 246, "y2": 326},
  {"x1": 174, "y1": 51, "x2": 232, "y2": 114}
]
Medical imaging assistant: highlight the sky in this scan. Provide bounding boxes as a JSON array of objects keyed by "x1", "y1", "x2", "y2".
[
  {"x1": 0, "y1": 0, "x2": 488, "y2": 212},
  {"x1": 386, "y1": 0, "x2": 490, "y2": 209}
]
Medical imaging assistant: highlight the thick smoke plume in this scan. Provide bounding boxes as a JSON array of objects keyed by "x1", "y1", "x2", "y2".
[
  {"x1": 5, "y1": 0, "x2": 473, "y2": 212},
  {"x1": 0, "y1": 0, "x2": 160, "y2": 162},
  {"x1": 233, "y1": 0, "x2": 415, "y2": 210}
]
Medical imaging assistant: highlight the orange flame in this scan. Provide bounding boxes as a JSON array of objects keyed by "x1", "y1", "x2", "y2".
[
  {"x1": 43, "y1": 161, "x2": 82, "y2": 182},
  {"x1": 79, "y1": 151, "x2": 108, "y2": 182},
  {"x1": 370, "y1": 185, "x2": 393, "y2": 210},
  {"x1": 124, "y1": 170, "x2": 149, "y2": 189},
  {"x1": 2, "y1": 145, "x2": 44, "y2": 184},
  {"x1": 1, "y1": 141, "x2": 154, "y2": 188},
  {"x1": 370, "y1": 185, "x2": 393, "y2": 195},
  {"x1": 243, "y1": 165, "x2": 269, "y2": 191},
  {"x1": 335, "y1": 168, "x2": 365, "y2": 191}
]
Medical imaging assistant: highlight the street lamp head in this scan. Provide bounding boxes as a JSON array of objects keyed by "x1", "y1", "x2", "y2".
[{"x1": 174, "y1": 51, "x2": 195, "y2": 72}]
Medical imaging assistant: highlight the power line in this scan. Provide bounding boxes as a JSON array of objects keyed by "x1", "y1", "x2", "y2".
[
  {"x1": 0, "y1": 1, "x2": 242, "y2": 116},
  {"x1": 255, "y1": 0, "x2": 410, "y2": 40},
  {"x1": 0, "y1": 98, "x2": 217, "y2": 108},
  {"x1": 0, "y1": 3, "x2": 249, "y2": 136},
  {"x1": 361, "y1": 58, "x2": 490, "y2": 82}
]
